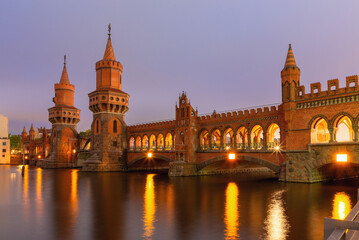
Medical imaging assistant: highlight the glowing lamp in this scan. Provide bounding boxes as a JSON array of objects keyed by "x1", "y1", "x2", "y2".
[
  {"x1": 336, "y1": 154, "x2": 348, "y2": 163},
  {"x1": 37, "y1": 155, "x2": 41, "y2": 159},
  {"x1": 147, "y1": 152, "x2": 153, "y2": 158},
  {"x1": 73, "y1": 149, "x2": 76, "y2": 154},
  {"x1": 25, "y1": 156, "x2": 28, "y2": 160},
  {"x1": 275, "y1": 146, "x2": 280, "y2": 151},
  {"x1": 228, "y1": 153, "x2": 236, "y2": 160}
]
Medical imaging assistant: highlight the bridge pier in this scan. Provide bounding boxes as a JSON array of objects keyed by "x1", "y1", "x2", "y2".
[{"x1": 168, "y1": 162, "x2": 198, "y2": 176}]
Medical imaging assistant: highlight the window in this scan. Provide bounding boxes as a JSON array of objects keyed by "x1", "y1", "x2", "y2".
[
  {"x1": 2, "y1": 155, "x2": 4, "y2": 158},
  {"x1": 2, "y1": 149, "x2": 6, "y2": 153},
  {"x1": 113, "y1": 120, "x2": 117, "y2": 133},
  {"x1": 2, "y1": 142, "x2": 5, "y2": 146}
]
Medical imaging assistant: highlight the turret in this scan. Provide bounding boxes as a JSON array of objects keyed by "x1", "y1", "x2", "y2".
[
  {"x1": 21, "y1": 126, "x2": 27, "y2": 141},
  {"x1": 29, "y1": 124, "x2": 35, "y2": 140},
  {"x1": 281, "y1": 44, "x2": 300, "y2": 102}
]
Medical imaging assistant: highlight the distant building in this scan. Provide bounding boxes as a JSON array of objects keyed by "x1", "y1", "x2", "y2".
[
  {"x1": 0, "y1": 115, "x2": 10, "y2": 164},
  {"x1": 21, "y1": 124, "x2": 51, "y2": 161}
]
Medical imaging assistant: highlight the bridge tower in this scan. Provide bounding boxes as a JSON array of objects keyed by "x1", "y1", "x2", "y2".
[
  {"x1": 43, "y1": 56, "x2": 81, "y2": 168},
  {"x1": 82, "y1": 25, "x2": 129, "y2": 172},
  {"x1": 169, "y1": 92, "x2": 199, "y2": 176},
  {"x1": 281, "y1": 44, "x2": 301, "y2": 150}
]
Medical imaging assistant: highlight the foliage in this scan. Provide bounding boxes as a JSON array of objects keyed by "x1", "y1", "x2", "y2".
[
  {"x1": 79, "y1": 129, "x2": 91, "y2": 137},
  {"x1": 8, "y1": 134, "x2": 22, "y2": 150}
]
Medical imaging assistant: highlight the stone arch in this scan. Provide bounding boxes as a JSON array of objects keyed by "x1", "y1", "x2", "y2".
[
  {"x1": 332, "y1": 113, "x2": 354, "y2": 142},
  {"x1": 330, "y1": 112, "x2": 355, "y2": 128},
  {"x1": 235, "y1": 126, "x2": 248, "y2": 149},
  {"x1": 308, "y1": 114, "x2": 330, "y2": 129},
  {"x1": 223, "y1": 127, "x2": 235, "y2": 149},
  {"x1": 165, "y1": 132, "x2": 173, "y2": 150},
  {"x1": 199, "y1": 128, "x2": 210, "y2": 150},
  {"x1": 135, "y1": 136, "x2": 142, "y2": 150},
  {"x1": 266, "y1": 123, "x2": 281, "y2": 149},
  {"x1": 249, "y1": 124, "x2": 264, "y2": 149},
  {"x1": 142, "y1": 135, "x2": 149, "y2": 150},
  {"x1": 157, "y1": 133, "x2": 164, "y2": 150},
  {"x1": 129, "y1": 136, "x2": 135, "y2": 149},
  {"x1": 127, "y1": 153, "x2": 175, "y2": 168},
  {"x1": 149, "y1": 134, "x2": 156, "y2": 149},
  {"x1": 210, "y1": 128, "x2": 221, "y2": 149},
  {"x1": 197, "y1": 155, "x2": 280, "y2": 172},
  {"x1": 310, "y1": 116, "x2": 330, "y2": 143}
]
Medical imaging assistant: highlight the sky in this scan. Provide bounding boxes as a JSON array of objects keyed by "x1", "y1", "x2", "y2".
[{"x1": 2, "y1": 0, "x2": 359, "y2": 134}]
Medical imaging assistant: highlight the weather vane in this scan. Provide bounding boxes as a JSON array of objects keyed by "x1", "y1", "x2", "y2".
[
  {"x1": 108, "y1": 23, "x2": 111, "y2": 37},
  {"x1": 64, "y1": 54, "x2": 66, "y2": 65}
]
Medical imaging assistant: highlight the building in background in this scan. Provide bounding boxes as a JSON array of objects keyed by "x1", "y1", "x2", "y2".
[
  {"x1": 0, "y1": 115, "x2": 10, "y2": 164},
  {"x1": 21, "y1": 124, "x2": 51, "y2": 162}
]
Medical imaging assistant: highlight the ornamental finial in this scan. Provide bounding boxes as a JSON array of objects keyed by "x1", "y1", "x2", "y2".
[
  {"x1": 108, "y1": 23, "x2": 111, "y2": 37},
  {"x1": 64, "y1": 55, "x2": 66, "y2": 65}
]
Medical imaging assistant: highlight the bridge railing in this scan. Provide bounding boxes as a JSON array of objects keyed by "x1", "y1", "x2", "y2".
[{"x1": 324, "y1": 189, "x2": 359, "y2": 239}]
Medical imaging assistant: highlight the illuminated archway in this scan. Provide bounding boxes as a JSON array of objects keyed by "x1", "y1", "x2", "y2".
[
  {"x1": 129, "y1": 137, "x2": 135, "y2": 150},
  {"x1": 149, "y1": 134, "x2": 156, "y2": 149},
  {"x1": 334, "y1": 115, "x2": 353, "y2": 142},
  {"x1": 199, "y1": 130, "x2": 209, "y2": 150},
  {"x1": 135, "y1": 136, "x2": 142, "y2": 150},
  {"x1": 211, "y1": 129, "x2": 221, "y2": 149},
  {"x1": 165, "y1": 133, "x2": 173, "y2": 150},
  {"x1": 223, "y1": 128, "x2": 234, "y2": 150},
  {"x1": 157, "y1": 134, "x2": 164, "y2": 150},
  {"x1": 236, "y1": 127, "x2": 248, "y2": 149},
  {"x1": 267, "y1": 123, "x2": 280, "y2": 149},
  {"x1": 251, "y1": 125, "x2": 263, "y2": 149},
  {"x1": 311, "y1": 118, "x2": 330, "y2": 143},
  {"x1": 142, "y1": 135, "x2": 149, "y2": 150}
]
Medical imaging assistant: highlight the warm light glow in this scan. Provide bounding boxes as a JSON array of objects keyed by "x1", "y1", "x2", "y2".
[
  {"x1": 336, "y1": 154, "x2": 348, "y2": 162},
  {"x1": 226, "y1": 146, "x2": 230, "y2": 150},
  {"x1": 37, "y1": 155, "x2": 41, "y2": 159},
  {"x1": 72, "y1": 149, "x2": 76, "y2": 154},
  {"x1": 143, "y1": 174, "x2": 157, "y2": 239},
  {"x1": 147, "y1": 152, "x2": 153, "y2": 158},
  {"x1": 228, "y1": 153, "x2": 236, "y2": 160},
  {"x1": 71, "y1": 170, "x2": 79, "y2": 215},
  {"x1": 25, "y1": 156, "x2": 28, "y2": 160},
  {"x1": 224, "y1": 182, "x2": 239, "y2": 240},
  {"x1": 332, "y1": 192, "x2": 352, "y2": 220},
  {"x1": 275, "y1": 146, "x2": 280, "y2": 151},
  {"x1": 36, "y1": 168, "x2": 42, "y2": 200},
  {"x1": 263, "y1": 190, "x2": 289, "y2": 240}
]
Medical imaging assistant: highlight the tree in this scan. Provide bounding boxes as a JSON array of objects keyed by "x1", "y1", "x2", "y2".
[
  {"x1": 9, "y1": 134, "x2": 22, "y2": 151},
  {"x1": 79, "y1": 129, "x2": 91, "y2": 137}
]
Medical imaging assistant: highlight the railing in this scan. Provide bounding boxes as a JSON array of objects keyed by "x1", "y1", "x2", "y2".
[
  {"x1": 324, "y1": 189, "x2": 359, "y2": 239},
  {"x1": 267, "y1": 142, "x2": 280, "y2": 149},
  {"x1": 198, "y1": 102, "x2": 281, "y2": 117}
]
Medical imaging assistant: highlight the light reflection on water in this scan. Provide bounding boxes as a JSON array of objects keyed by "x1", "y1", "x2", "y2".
[
  {"x1": 332, "y1": 192, "x2": 352, "y2": 220},
  {"x1": 224, "y1": 182, "x2": 239, "y2": 240},
  {"x1": 0, "y1": 166, "x2": 357, "y2": 240},
  {"x1": 263, "y1": 190, "x2": 289, "y2": 240},
  {"x1": 143, "y1": 174, "x2": 157, "y2": 239}
]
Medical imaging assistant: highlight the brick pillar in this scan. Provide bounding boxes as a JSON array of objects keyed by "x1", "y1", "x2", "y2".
[
  {"x1": 220, "y1": 133, "x2": 224, "y2": 150},
  {"x1": 353, "y1": 126, "x2": 359, "y2": 142},
  {"x1": 262, "y1": 130, "x2": 267, "y2": 150},
  {"x1": 247, "y1": 133, "x2": 251, "y2": 150},
  {"x1": 328, "y1": 128, "x2": 334, "y2": 143},
  {"x1": 233, "y1": 134, "x2": 237, "y2": 149}
]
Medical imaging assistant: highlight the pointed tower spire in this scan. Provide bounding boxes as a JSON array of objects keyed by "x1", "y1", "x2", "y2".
[
  {"x1": 30, "y1": 124, "x2": 34, "y2": 131},
  {"x1": 22, "y1": 126, "x2": 26, "y2": 133},
  {"x1": 283, "y1": 44, "x2": 298, "y2": 70},
  {"x1": 103, "y1": 24, "x2": 116, "y2": 61},
  {"x1": 59, "y1": 55, "x2": 70, "y2": 84}
]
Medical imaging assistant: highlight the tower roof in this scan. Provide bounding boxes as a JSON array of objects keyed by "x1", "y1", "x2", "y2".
[
  {"x1": 22, "y1": 126, "x2": 26, "y2": 133},
  {"x1": 103, "y1": 24, "x2": 116, "y2": 61},
  {"x1": 283, "y1": 44, "x2": 298, "y2": 70},
  {"x1": 59, "y1": 55, "x2": 70, "y2": 84},
  {"x1": 30, "y1": 124, "x2": 34, "y2": 132}
]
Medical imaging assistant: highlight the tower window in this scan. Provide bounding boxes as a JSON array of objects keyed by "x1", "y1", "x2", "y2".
[
  {"x1": 95, "y1": 120, "x2": 99, "y2": 134},
  {"x1": 113, "y1": 120, "x2": 117, "y2": 133}
]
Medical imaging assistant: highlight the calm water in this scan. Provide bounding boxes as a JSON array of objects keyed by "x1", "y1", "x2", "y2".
[{"x1": 0, "y1": 165, "x2": 358, "y2": 240}]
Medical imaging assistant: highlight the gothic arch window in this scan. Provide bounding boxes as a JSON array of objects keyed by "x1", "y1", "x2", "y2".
[
  {"x1": 94, "y1": 119, "x2": 101, "y2": 135},
  {"x1": 113, "y1": 119, "x2": 118, "y2": 133},
  {"x1": 311, "y1": 117, "x2": 329, "y2": 143}
]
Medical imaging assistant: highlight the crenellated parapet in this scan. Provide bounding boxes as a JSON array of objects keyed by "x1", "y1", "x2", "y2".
[
  {"x1": 295, "y1": 75, "x2": 359, "y2": 109},
  {"x1": 128, "y1": 120, "x2": 176, "y2": 135}
]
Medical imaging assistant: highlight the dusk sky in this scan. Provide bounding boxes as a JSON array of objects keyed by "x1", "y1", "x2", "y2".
[{"x1": 2, "y1": 0, "x2": 359, "y2": 134}]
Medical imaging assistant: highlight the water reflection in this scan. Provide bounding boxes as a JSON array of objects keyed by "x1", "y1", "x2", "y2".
[
  {"x1": 71, "y1": 169, "x2": 79, "y2": 215},
  {"x1": 143, "y1": 174, "x2": 157, "y2": 239},
  {"x1": 263, "y1": 190, "x2": 289, "y2": 240},
  {"x1": 224, "y1": 182, "x2": 239, "y2": 240},
  {"x1": 332, "y1": 192, "x2": 352, "y2": 220}
]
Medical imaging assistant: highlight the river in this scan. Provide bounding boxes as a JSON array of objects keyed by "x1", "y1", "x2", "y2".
[{"x1": 0, "y1": 165, "x2": 357, "y2": 239}]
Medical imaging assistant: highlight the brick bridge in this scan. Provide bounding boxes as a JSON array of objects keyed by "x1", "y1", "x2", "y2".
[{"x1": 124, "y1": 45, "x2": 359, "y2": 182}]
